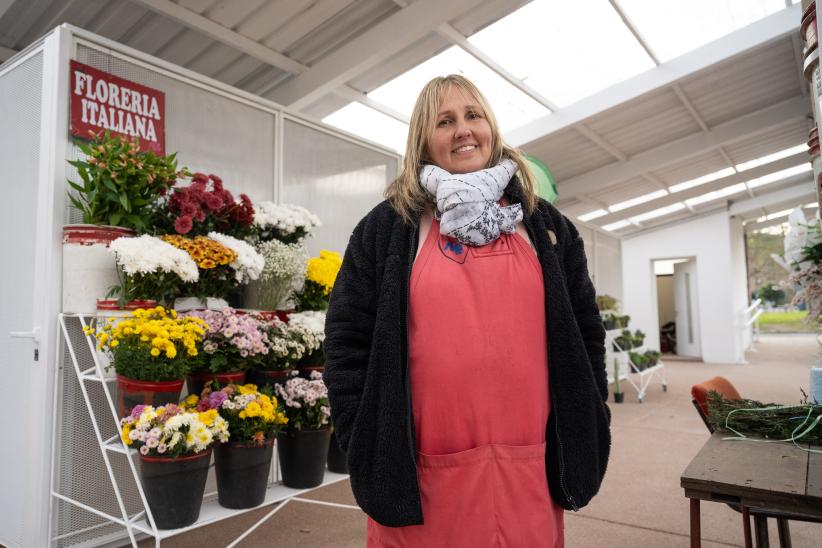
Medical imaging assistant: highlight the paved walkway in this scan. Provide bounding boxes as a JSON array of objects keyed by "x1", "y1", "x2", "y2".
[{"x1": 143, "y1": 334, "x2": 822, "y2": 547}]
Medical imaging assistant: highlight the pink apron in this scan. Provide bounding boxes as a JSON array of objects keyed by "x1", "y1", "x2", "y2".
[{"x1": 367, "y1": 219, "x2": 564, "y2": 548}]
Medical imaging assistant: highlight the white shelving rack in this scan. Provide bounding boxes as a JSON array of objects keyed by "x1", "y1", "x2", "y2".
[
  {"x1": 51, "y1": 313, "x2": 355, "y2": 548},
  {"x1": 605, "y1": 328, "x2": 667, "y2": 403}
]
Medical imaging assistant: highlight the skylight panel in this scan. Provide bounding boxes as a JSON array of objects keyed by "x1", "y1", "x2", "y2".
[
  {"x1": 467, "y1": 0, "x2": 655, "y2": 107},
  {"x1": 669, "y1": 167, "x2": 736, "y2": 193},
  {"x1": 608, "y1": 189, "x2": 668, "y2": 212},
  {"x1": 323, "y1": 102, "x2": 408, "y2": 155},
  {"x1": 684, "y1": 183, "x2": 747, "y2": 206},
  {"x1": 804, "y1": 202, "x2": 819, "y2": 208},
  {"x1": 602, "y1": 220, "x2": 632, "y2": 232},
  {"x1": 735, "y1": 144, "x2": 807, "y2": 172},
  {"x1": 616, "y1": 0, "x2": 786, "y2": 63},
  {"x1": 577, "y1": 209, "x2": 609, "y2": 222},
  {"x1": 630, "y1": 203, "x2": 686, "y2": 223},
  {"x1": 746, "y1": 164, "x2": 812, "y2": 189},
  {"x1": 367, "y1": 46, "x2": 550, "y2": 133}
]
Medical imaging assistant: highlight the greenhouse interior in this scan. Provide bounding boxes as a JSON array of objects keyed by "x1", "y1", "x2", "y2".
[{"x1": 1, "y1": 0, "x2": 821, "y2": 547}]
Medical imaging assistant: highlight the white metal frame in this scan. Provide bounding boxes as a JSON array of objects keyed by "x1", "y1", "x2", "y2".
[
  {"x1": 51, "y1": 314, "x2": 358, "y2": 548},
  {"x1": 605, "y1": 328, "x2": 667, "y2": 403}
]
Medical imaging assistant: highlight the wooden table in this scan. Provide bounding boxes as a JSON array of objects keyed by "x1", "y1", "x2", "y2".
[{"x1": 681, "y1": 433, "x2": 822, "y2": 547}]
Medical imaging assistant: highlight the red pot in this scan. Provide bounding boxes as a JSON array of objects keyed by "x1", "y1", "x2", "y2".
[
  {"x1": 809, "y1": 127, "x2": 820, "y2": 159},
  {"x1": 257, "y1": 310, "x2": 293, "y2": 323},
  {"x1": 96, "y1": 299, "x2": 158, "y2": 312},
  {"x1": 246, "y1": 368, "x2": 295, "y2": 388},
  {"x1": 298, "y1": 364, "x2": 325, "y2": 379},
  {"x1": 62, "y1": 224, "x2": 135, "y2": 245},
  {"x1": 116, "y1": 375, "x2": 184, "y2": 418},
  {"x1": 186, "y1": 370, "x2": 246, "y2": 397}
]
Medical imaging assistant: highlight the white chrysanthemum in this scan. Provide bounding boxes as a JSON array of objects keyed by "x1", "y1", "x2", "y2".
[
  {"x1": 287, "y1": 311, "x2": 326, "y2": 342},
  {"x1": 110, "y1": 235, "x2": 199, "y2": 282},
  {"x1": 208, "y1": 232, "x2": 265, "y2": 283},
  {"x1": 254, "y1": 202, "x2": 322, "y2": 233}
]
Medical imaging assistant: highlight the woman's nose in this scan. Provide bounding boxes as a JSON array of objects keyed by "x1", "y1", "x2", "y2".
[{"x1": 454, "y1": 122, "x2": 472, "y2": 139}]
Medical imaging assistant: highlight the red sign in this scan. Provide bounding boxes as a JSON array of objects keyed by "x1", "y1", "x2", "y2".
[{"x1": 69, "y1": 60, "x2": 165, "y2": 155}]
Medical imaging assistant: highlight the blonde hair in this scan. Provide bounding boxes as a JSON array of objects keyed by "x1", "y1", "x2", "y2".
[{"x1": 385, "y1": 74, "x2": 538, "y2": 224}]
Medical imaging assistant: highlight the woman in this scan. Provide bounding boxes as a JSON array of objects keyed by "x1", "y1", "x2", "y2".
[{"x1": 324, "y1": 75, "x2": 610, "y2": 547}]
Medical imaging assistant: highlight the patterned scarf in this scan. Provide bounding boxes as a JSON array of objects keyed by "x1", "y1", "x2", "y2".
[{"x1": 420, "y1": 159, "x2": 522, "y2": 246}]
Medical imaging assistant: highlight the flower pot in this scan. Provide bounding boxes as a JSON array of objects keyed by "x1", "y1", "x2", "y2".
[
  {"x1": 257, "y1": 310, "x2": 293, "y2": 324},
  {"x1": 62, "y1": 225, "x2": 135, "y2": 314},
  {"x1": 277, "y1": 428, "x2": 331, "y2": 489},
  {"x1": 614, "y1": 392, "x2": 625, "y2": 404},
  {"x1": 214, "y1": 441, "x2": 274, "y2": 509},
  {"x1": 186, "y1": 370, "x2": 246, "y2": 397},
  {"x1": 327, "y1": 430, "x2": 348, "y2": 474},
  {"x1": 245, "y1": 368, "x2": 295, "y2": 389},
  {"x1": 802, "y1": 3, "x2": 818, "y2": 53},
  {"x1": 173, "y1": 296, "x2": 228, "y2": 312},
  {"x1": 297, "y1": 364, "x2": 325, "y2": 379},
  {"x1": 116, "y1": 375, "x2": 184, "y2": 418},
  {"x1": 139, "y1": 449, "x2": 211, "y2": 529}
]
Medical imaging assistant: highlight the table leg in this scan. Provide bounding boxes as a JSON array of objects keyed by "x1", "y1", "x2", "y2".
[
  {"x1": 753, "y1": 514, "x2": 770, "y2": 548},
  {"x1": 776, "y1": 518, "x2": 791, "y2": 548},
  {"x1": 690, "y1": 498, "x2": 701, "y2": 548},
  {"x1": 742, "y1": 506, "x2": 752, "y2": 548}
]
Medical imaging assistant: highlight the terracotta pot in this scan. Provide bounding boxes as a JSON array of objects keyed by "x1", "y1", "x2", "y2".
[{"x1": 62, "y1": 224, "x2": 135, "y2": 314}]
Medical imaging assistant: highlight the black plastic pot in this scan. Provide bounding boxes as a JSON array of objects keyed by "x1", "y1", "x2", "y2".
[
  {"x1": 327, "y1": 430, "x2": 348, "y2": 474},
  {"x1": 614, "y1": 392, "x2": 625, "y2": 404},
  {"x1": 277, "y1": 428, "x2": 331, "y2": 488},
  {"x1": 138, "y1": 449, "x2": 211, "y2": 529},
  {"x1": 297, "y1": 365, "x2": 325, "y2": 379},
  {"x1": 215, "y1": 441, "x2": 274, "y2": 509},
  {"x1": 246, "y1": 368, "x2": 295, "y2": 389}
]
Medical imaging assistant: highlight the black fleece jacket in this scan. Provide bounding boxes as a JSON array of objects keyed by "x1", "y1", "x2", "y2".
[{"x1": 323, "y1": 179, "x2": 610, "y2": 527}]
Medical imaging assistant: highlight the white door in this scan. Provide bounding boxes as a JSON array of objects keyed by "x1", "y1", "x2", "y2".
[{"x1": 674, "y1": 260, "x2": 701, "y2": 358}]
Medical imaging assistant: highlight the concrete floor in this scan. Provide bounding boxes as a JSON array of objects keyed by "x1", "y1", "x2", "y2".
[{"x1": 140, "y1": 334, "x2": 822, "y2": 547}]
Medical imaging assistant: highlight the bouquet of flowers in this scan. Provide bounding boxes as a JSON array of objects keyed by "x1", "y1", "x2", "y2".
[
  {"x1": 773, "y1": 208, "x2": 822, "y2": 323},
  {"x1": 161, "y1": 233, "x2": 263, "y2": 300},
  {"x1": 182, "y1": 308, "x2": 271, "y2": 373},
  {"x1": 257, "y1": 316, "x2": 308, "y2": 371},
  {"x1": 85, "y1": 306, "x2": 207, "y2": 381},
  {"x1": 119, "y1": 403, "x2": 229, "y2": 457},
  {"x1": 274, "y1": 372, "x2": 331, "y2": 431},
  {"x1": 68, "y1": 131, "x2": 188, "y2": 230},
  {"x1": 288, "y1": 311, "x2": 325, "y2": 366},
  {"x1": 109, "y1": 235, "x2": 199, "y2": 305},
  {"x1": 150, "y1": 172, "x2": 255, "y2": 239},
  {"x1": 293, "y1": 250, "x2": 342, "y2": 311},
  {"x1": 252, "y1": 202, "x2": 321, "y2": 244},
  {"x1": 183, "y1": 383, "x2": 289, "y2": 445},
  {"x1": 253, "y1": 240, "x2": 307, "y2": 309}
]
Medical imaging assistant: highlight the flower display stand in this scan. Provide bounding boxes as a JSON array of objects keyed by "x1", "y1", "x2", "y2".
[
  {"x1": 605, "y1": 328, "x2": 667, "y2": 403},
  {"x1": 52, "y1": 314, "x2": 354, "y2": 547}
]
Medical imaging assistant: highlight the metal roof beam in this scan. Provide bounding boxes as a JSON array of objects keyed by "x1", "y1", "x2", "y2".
[
  {"x1": 556, "y1": 95, "x2": 809, "y2": 200},
  {"x1": 269, "y1": 0, "x2": 484, "y2": 110},
  {"x1": 592, "y1": 151, "x2": 808, "y2": 225},
  {"x1": 728, "y1": 181, "x2": 816, "y2": 216},
  {"x1": 0, "y1": 45, "x2": 15, "y2": 62},
  {"x1": 506, "y1": 4, "x2": 801, "y2": 146}
]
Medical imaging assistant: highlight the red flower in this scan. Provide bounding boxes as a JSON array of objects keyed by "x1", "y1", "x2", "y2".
[
  {"x1": 174, "y1": 215, "x2": 193, "y2": 234},
  {"x1": 195, "y1": 209, "x2": 206, "y2": 222},
  {"x1": 204, "y1": 192, "x2": 223, "y2": 212},
  {"x1": 181, "y1": 202, "x2": 198, "y2": 217},
  {"x1": 192, "y1": 172, "x2": 208, "y2": 183}
]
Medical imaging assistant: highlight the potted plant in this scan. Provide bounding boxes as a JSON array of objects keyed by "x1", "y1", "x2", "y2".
[
  {"x1": 293, "y1": 250, "x2": 342, "y2": 312},
  {"x1": 601, "y1": 312, "x2": 618, "y2": 331},
  {"x1": 85, "y1": 306, "x2": 207, "y2": 416},
  {"x1": 249, "y1": 239, "x2": 307, "y2": 312},
  {"x1": 612, "y1": 358, "x2": 624, "y2": 403},
  {"x1": 106, "y1": 234, "x2": 199, "y2": 308},
  {"x1": 119, "y1": 403, "x2": 229, "y2": 529},
  {"x1": 161, "y1": 233, "x2": 263, "y2": 310},
  {"x1": 288, "y1": 311, "x2": 326, "y2": 378},
  {"x1": 274, "y1": 372, "x2": 332, "y2": 488},
  {"x1": 247, "y1": 316, "x2": 306, "y2": 388},
  {"x1": 613, "y1": 329, "x2": 634, "y2": 352},
  {"x1": 595, "y1": 294, "x2": 619, "y2": 312},
  {"x1": 251, "y1": 202, "x2": 322, "y2": 245},
  {"x1": 64, "y1": 131, "x2": 187, "y2": 313},
  {"x1": 181, "y1": 308, "x2": 270, "y2": 395},
  {"x1": 632, "y1": 329, "x2": 646, "y2": 348},
  {"x1": 149, "y1": 172, "x2": 255, "y2": 239},
  {"x1": 184, "y1": 383, "x2": 288, "y2": 509}
]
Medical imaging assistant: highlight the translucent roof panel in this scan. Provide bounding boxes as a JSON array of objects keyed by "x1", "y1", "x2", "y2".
[
  {"x1": 323, "y1": 102, "x2": 409, "y2": 155},
  {"x1": 578, "y1": 209, "x2": 609, "y2": 222},
  {"x1": 617, "y1": 0, "x2": 787, "y2": 63},
  {"x1": 631, "y1": 202, "x2": 686, "y2": 223},
  {"x1": 468, "y1": 0, "x2": 655, "y2": 107},
  {"x1": 367, "y1": 46, "x2": 550, "y2": 133}
]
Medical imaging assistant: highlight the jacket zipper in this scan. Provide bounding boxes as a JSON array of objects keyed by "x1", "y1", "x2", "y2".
[{"x1": 524, "y1": 218, "x2": 578, "y2": 512}]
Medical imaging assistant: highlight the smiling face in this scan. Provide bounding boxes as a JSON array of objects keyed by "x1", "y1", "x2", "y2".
[{"x1": 426, "y1": 85, "x2": 493, "y2": 174}]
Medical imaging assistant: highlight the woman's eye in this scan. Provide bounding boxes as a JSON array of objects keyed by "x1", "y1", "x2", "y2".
[
  {"x1": 437, "y1": 119, "x2": 451, "y2": 127},
  {"x1": 468, "y1": 111, "x2": 482, "y2": 120}
]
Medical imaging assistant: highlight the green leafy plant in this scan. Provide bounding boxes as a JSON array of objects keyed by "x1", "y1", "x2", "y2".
[
  {"x1": 613, "y1": 329, "x2": 634, "y2": 351},
  {"x1": 632, "y1": 329, "x2": 646, "y2": 348},
  {"x1": 602, "y1": 312, "x2": 618, "y2": 330},
  {"x1": 67, "y1": 131, "x2": 187, "y2": 230},
  {"x1": 596, "y1": 294, "x2": 619, "y2": 312}
]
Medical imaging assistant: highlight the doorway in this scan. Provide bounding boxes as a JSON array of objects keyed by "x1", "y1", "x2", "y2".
[{"x1": 655, "y1": 258, "x2": 701, "y2": 359}]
